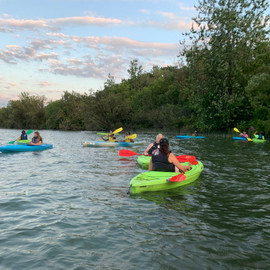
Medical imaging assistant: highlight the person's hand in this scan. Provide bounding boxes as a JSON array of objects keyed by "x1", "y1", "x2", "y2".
[{"x1": 184, "y1": 164, "x2": 191, "y2": 172}]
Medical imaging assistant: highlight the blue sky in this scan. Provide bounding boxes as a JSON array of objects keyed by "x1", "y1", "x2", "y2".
[{"x1": 0, "y1": 0, "x2": 198, "y2": 107}]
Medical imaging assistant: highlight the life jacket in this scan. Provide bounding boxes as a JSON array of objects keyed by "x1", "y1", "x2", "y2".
[
  {"x1": 108, "y1": 136, "x2": 115, "y2": 142},
  {"x1": 32, "y1": 137, "x2": 38, "y2": 143},
  {"x1": 258, "y1": 134, "x2": 264, "y2": 140},
  {"x1": 152, "y1": 149, "x2": 175, "y2": 172},
  {"x1": 21, "y1": 134, "x2": 28, "y2": 140},
  {"x1": 125, "y1": 136, "x2": 131, "y2": 142},
  {"x1": 148, "y1": 142, "x2": 158, "y2": 155}
]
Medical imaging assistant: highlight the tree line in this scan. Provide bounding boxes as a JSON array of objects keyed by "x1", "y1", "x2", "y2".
[{"x1": 0, "y1": 0, "x2": 269, "y2": 135}]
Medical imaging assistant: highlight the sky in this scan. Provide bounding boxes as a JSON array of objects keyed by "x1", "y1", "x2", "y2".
[{"x1": 0, "y1": 0, "x2": 198, "y2": 107}]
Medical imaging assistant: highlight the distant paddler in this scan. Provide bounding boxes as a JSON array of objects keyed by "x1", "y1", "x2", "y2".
[
  {"x1": 124, "y1": 132, "x2": 136, "y2": 142},
  {"x1": 100, "y1": 127, "x2": 123, "y2": 142}
]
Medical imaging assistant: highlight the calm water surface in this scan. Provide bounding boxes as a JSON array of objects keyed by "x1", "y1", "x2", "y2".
[{"x1": 0, "y1": 129, "x2": 269, "y2": 269}]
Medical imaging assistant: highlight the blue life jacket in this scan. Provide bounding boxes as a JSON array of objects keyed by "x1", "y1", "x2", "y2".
[
  {"x1": 258, "y1": 134, "x2": 263, "y2": 139},
  {"x1": 21, "y1": 134, "x2": 28, "y2": 140},
  {"x1": 32, "y1": 137, "x2": 37, "y2": 143}
]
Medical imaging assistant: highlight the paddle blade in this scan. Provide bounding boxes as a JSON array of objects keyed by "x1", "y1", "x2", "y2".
[
  {"x1": 168, "y1": 173, "x2": 186, "y2": 182},
  {"x1": 247, "y1": 137, "x2": 253, "y2": 142},
  {"x1": 119, "y1": 150, "x2": 142, "y2": 156},
  {"x1": 112, "y1": 127, "x2": 123, "y2": 134},
  {"x1": 128, "y1": 134, "x2": 137, "y2": 139},
  {"x1": 8, "y1": 140, "x2": 16, "y2": 144},
  {"x1": 26, "y1": 129, "x2": 33, "y2": 135},
  {"x1": 234, "y1": 128, "x2": 240, "y2": 133},
  {"x1": 176, "y1": 155, "x2": 198, "y2": 165},
  {"x1": 97, "y1": 132, "x2": 109, "y2": 135}
]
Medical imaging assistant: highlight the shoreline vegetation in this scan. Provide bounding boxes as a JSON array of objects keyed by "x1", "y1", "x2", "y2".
[{"x1": 0, "y1": 0, "x2": 269, "y2": 136}]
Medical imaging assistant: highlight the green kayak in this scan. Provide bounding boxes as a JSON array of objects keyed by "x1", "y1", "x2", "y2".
[
  {"x1": 137, "y1": 155, "x2": 151, "y2": 169},
  {"x1": 129, "y1": 161, "x2": 204, "y2": 194},
  {"x1": 17, "y1": 139, "x2": 31, "y2": 145}
]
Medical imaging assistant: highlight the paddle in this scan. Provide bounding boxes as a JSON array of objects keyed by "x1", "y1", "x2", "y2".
[
  {"x1": 118, "y1": 150, "x2": 198, "y2": 165},
  {"x1": 8, "y1": 129, "x2": 33, "y2": 144},
  {"x1": 233, "y1": 127, "x2": 252, "y2": 142},
  {"x1": 168, "y1": 173, "x2": 186, "y2": 182},
  {"x1": 97, "y1": 132, "x2": 119, "y2": 136},
  {"x1": 98, "y1": 127, "x2": 123, "y2": 141},
  {"x1": 126, "y1": 134, "x2": 137, "y2": 140}
]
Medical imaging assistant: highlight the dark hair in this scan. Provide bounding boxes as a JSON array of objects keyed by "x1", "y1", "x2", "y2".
[
  {"x1": 34, "y1": 131, "x2": 43, "y2": 142},
  {"x1": 22, "y1": 130, "x2": 25, "y2": 134},
  {"x1": 159, "y1": 138, "x2": 170, "y2": 155}
]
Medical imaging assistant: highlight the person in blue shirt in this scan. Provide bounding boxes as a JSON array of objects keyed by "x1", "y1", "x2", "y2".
[
  {"x1": 29, "y1": 131, "x2": 43, "y2": 145},
  {"x1": 254, "y1": 131, "x2": 265, "y2": 140}
]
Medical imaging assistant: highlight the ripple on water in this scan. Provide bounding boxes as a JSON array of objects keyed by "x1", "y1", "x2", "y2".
[{"x1": 0, "y1": 130, "x2": 270, "y2": 269}]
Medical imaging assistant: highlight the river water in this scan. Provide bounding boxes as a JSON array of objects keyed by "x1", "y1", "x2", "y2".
[{"x1": 0, "y1": 129, "x2": 269, "y2": 269}]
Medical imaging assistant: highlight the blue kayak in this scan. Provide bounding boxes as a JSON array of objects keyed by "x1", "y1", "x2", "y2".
[
  {"x1": 0, "y1": 144, "x2": 53, "y2": 153},
  {"x1": 176, "y1": 135, "x2": 205, "y2": 139},
  {"x1": 82, "y1": 141, "x2": 145, "y2": 147},
  {"x1": 233, "y1": 137, "x2": 248, "y2": 141}
]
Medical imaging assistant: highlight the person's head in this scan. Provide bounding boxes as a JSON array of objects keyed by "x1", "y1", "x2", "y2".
[
  {"x1": 34, "y1": 131, "x2": 40, "y2": 138},
  {"x1": 260, "y1": 131, "x2": 263, "y2": 135},
  {"x1": 159, "y1": 138, "x2": 170, "y2": 155},
  {"x1": 155, "y1": 133, "x2": 163, "y2": 144},
  {"x1": 242, "y1": 130, "x2": 246, "y2": 134},
  {"x1": 22, "y1": 130, "x2": 25, "y2": 134},
  {"x1": 126, "y1": 132, "x2": 130, "y2": 135}
]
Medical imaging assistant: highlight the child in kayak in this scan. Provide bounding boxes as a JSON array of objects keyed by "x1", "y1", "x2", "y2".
[
  {"x1": 102, "y1": 133, "x2": 117, "y2": 142},
  {"x1": 144, "y1": 133, "x2": 163, "y2": 155},
  {"x1": 125, "y1": 132, "x2": 134, "y2": 142},
  {"x1": 254, "y1": 131, "x2": 265, "y2": 140},
  {"x1": 29, "y1": 131, "x2": 43, "y2": 145},
  {"x1": 17, "y1": 130, "x2": 28, "y2": 141},
  {"x1": 240, "y1": 130, "x2": 249, "y2": 138},
  {"x1": 148, "y1": 138, "x2": 191, "y2": 172}
]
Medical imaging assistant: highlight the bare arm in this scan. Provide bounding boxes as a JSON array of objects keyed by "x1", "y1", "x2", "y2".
[
  {"x1": 148, "y1": 157, "x2": 154, "y2": 171},
  {"x1": 29, "y1": 141, "x2": 42, "y2": 145},
  {"x1": 168, "y1": 153, "x2": 190, "y2": 172},
  {"x1": 144, "y1": 143, "x2": 153, "y2": 155}
]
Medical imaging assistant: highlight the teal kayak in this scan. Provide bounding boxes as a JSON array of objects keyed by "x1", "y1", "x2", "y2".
[
  {"x1": 129, "y1": 161, "x2": 204, "y2": 194},
  {"x1": 0, "y1": 144, "x2": 53, "y2": 153},
  {"x1": 82, "y1": 141, "x2": 145, "y2": 147},
  {"x1": 176, "y1": 135, "x2": 205, "y2": 139},
  {"x1": 233, "y1": 137, "x2": 248, "y2": 141}
]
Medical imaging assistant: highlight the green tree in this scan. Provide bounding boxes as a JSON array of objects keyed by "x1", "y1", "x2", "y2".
[{"x1": 182, "y1": 0, "x2": 270, "y2": 130}]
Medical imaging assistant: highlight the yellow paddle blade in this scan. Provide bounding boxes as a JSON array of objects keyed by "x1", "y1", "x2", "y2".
[
  {"x1": 128, "y1": 134, "x2": 137, "y2": 139},
  {"x1": 233, "y1": 127, "x2": 240, "y2": 133},
  {"x1": 247, "y1": 137, "x2": 253, "y2": 142},
  {"x1": 112, "y1": 127, "x2": 123, "y2": 134}
]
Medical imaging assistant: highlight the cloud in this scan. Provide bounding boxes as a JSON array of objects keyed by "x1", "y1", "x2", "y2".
[
  {"x1": 8, "y1": 82, "x2": 16, "y2": 86},
  {"x1": 0, "y1": 13, "x2": 193, "y2": 33},
  {"x1": 179, "y1": 3, "x2": 196, "y2": 11},
  {"x1": 0, "y1": 16, "x2": 124, "y2": 32}
]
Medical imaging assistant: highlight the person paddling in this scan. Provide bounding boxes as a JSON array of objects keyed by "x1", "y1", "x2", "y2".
[
  {"x1": 102, "y1": 132, "x2": 116, "y2": 142},
  {"x1": 29, "y1": 131, "x2": 43, "y2": 145},
  {"x1": 254, "y1": 131, "x2": 265, "y2": 140},
  {"x1": 144, "y1": 133, "x2": 163, "y2": 155},
  {"x1": 16, "y1": 130, "x2": 28, "y2": 141},
  {"x1": 125, "y1": 132, "x2": 134, "y2": 143},
  {"x1": 148, "y1": 138, "x2": 191, "y2": 172},
  {"x1": 240, "y1": 130, "x2": 249, "y2": 138}
]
